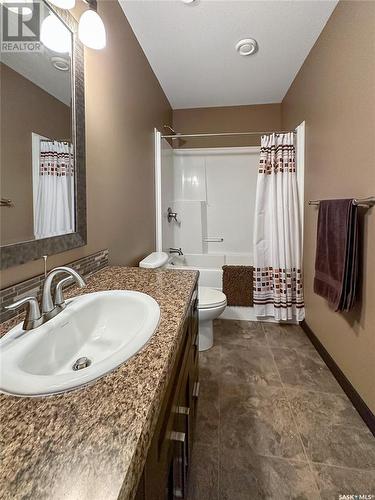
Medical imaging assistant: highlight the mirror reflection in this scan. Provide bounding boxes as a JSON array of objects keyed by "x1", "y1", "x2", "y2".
[{"x1": 0, "y1": 0, "x2": 74, "y2": 246}]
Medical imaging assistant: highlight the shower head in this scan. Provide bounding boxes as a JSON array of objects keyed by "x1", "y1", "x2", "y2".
[{"x1": 163, "y1": 125, "x2": 177, "y2": 135}]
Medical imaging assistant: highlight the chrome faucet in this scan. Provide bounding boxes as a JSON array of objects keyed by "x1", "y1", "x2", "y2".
[
  {"x1": 42, "y1": 266, "x2": 86, "y2": 320},
  {"x1": 5, "y1": 297, "x2": 43, "y2": 331},
  {"x1": 169, "y1": 247, "x2": 183, "y2": 256},
  {"x1": 5, "y1": 266, "x2": 86, "y2": 330}
]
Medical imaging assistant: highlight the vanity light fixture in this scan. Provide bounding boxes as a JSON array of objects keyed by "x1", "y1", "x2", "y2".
[
  {"x1": 41, "y1": 13, "x2": 71, "y2": 53},
  {"x1": 48, "y1": 0, "x2": 75, "y2": 9},
  {"x1": 235, "y1": 38, "x2": 258, "y2": 56},
  {"x1": 78, "y1": 0, "x2": 106, "y2": 50}
]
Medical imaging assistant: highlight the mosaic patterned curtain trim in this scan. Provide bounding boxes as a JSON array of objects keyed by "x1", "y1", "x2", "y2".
[
  {"x1": 40, "y1": 140, "x2": 74, "y2": 177},
  {"x1": 253, "y1": 267, "x2": 305, "y2": 309}
]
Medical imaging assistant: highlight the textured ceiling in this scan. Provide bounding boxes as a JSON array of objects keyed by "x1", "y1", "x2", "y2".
[{"x1": 120, "y1": 0, "x2": 338, "y2": 108}]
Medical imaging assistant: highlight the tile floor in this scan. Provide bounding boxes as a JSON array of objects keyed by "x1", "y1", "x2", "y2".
[{"x1": 188, "y1": 319, "x2": 375, "y2": 500}]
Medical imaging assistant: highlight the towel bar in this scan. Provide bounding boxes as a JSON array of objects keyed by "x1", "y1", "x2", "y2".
[{"x1": 308, "y1": 196, "x2": 375, "y2": 208}]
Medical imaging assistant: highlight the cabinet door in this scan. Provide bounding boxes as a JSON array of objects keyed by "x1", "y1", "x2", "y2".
[
  {"x1": 137, "y1": 285, "x2": 199, "y2": 500},
  {"x1": 134, "y1": 472, "x2": 145, "y2": 500},
  {"x1": 174, "y1": 334, "x2": 199, "y2": 496},
  {"x1": 171, "y1": 368, "x2": 190, "y2": 499},
  {"x1": 189, "y1": 289, "x2": 200, "y2": 434}
]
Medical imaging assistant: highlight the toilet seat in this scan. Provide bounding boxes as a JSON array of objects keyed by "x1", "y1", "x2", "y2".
[{"x1": 198, "y1": 287, "x2": 227, "y2": 310}]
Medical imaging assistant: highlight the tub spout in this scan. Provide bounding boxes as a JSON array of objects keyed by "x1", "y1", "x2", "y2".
[{"x1": 169, "y1": 247, "x2": 183, "y2": 256}]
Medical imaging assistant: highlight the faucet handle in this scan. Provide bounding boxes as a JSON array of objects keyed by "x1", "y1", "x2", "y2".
[
  {"x1": 54, "y1": 276, "x2": 75, "y2": 308},
  {"x1": 5, "y1": 296, "x2": 43, "y2": 331},
  {"x1": 167, "y1": 207, "x2": 179, "y2": 223},
  {"x1": 42, "y1": 266, "x2": 87, "y2": 319}
]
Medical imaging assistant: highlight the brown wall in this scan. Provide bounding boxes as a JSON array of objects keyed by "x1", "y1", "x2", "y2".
[
  {"x1": 282, "y1": 1, "x2": 375, "y2": 413},
  {"x1": 0, "y1": 0, "x2": 172, "y2": 287},
  {"x1": 173, "y1": 104, "x2": 281, "y2": 148},
  {"x1": 0, "y1": 63, "x2": 71, "y2": 246}
]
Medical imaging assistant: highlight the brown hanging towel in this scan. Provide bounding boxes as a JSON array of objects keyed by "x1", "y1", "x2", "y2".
[{"x1": 313, "y1": 199, "x2": 359, "y2": 312}]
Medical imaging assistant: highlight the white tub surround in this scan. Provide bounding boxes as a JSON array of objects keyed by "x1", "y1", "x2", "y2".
[
  {"x1": 155, "y1": 144, "x2": 260, "y2": 256},
  {"x1": 168, "y1": 252, "x2": 253, "y2": 290},
  {"x1": 173, "y1": 200, "x2": 207, "y2": 253}
]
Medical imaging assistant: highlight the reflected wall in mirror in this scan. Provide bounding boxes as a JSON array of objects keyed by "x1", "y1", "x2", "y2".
[
  {"x1": 0, "y1": 0, "x2": 86, "y2": 269},
  {"x1": 1, "y1": 0, "x2": 73, "y2": 245}
]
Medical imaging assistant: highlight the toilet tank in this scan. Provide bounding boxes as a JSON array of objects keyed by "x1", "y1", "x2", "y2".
[{"x1": 139, "y1": 252, "x2": 169, "y2": 269}]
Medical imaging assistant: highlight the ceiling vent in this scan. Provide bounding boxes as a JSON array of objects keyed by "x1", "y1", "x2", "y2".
[{"x1": 235, "y1": 38, "x2": 258, "y2": 56}]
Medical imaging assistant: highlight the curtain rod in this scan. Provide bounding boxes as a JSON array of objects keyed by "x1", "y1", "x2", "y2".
[{"x1": 161, "y1": 130, "x2": 296, "y2": 139}]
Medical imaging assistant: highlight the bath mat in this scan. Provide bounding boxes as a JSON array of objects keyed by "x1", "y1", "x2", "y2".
[{"x1": 222, "y1": 265, "x2": 254, "y2": 306}]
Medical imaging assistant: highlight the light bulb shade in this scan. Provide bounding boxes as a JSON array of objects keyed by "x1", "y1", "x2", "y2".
[
  {"x1": 48, "y1": 0, "x2": 75, "y2": 9},
  {"x1": 41, "y1": 14, "x2": 71, "y2": 53},
  {"x1": 78, "y1": 10, "x2": 106, "y2": 50}
]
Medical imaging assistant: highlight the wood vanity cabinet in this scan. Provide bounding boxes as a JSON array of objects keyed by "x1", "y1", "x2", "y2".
[{"x1": 135, "y1": 285, "x2": 199, "y2": 500}]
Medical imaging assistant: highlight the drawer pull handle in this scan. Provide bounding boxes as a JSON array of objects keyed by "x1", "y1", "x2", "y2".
[
  {"x1": 173, "y1": 487, "x2": 183, "y2": 498},
  {"x1": 193, "y1": 381, "x2": 200, "y2": 398},
  {"x1": 170, "y1": 431, "x2": 187, "y2": 498},
  {"x1": 177, "y1": 406, "x2": 190, "y2": 416},
  {"x1": 169, "y1": 431, "x2": 186, "y2": 443}
]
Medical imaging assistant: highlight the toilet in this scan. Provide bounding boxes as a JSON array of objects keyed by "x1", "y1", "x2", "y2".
[
  {"x1": 139, "y1": 252, "x2": 227, "y2": 351},
  {"x1": 198, "y1": 286, "x2": 227, "y2": 351},
  {"x1": 138, "y1": 251, "x2": 169, "y2": 269}
]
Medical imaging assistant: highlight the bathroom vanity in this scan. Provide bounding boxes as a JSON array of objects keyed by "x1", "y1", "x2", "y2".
[
  {"x1": 135, "y1": 275, "x2": 199, "y2": 500},
  {"x1": 0, "y1": 266, "x2": 199, "y2": 500}
]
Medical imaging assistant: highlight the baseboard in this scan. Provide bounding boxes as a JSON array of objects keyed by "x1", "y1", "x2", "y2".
[{"x1": 301, "y1": 320, "x2": 375, "y2": 437}]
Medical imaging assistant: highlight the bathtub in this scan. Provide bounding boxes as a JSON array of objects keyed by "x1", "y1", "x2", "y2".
[
  {"x1": 166, "y1": 253, "x2": 286, "y2": 324},
  {"x1": 166, "y1": 252, "x2": 253, "y2": 290}
]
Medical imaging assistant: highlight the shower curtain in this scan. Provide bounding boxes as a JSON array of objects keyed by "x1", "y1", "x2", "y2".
[
  {"x1": 253, "y1": 132, "x2": 305, "y2": 321},
  {"x1": 35, "y1": 140, "x2": 75, "y2": 239}
]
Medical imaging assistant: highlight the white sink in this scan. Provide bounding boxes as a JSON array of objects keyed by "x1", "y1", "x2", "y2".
[{"x1": 0, "y1": 291, "x2": 160, "y2": 397}]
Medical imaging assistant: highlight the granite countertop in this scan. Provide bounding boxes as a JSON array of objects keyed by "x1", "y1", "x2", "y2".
[{"x1": 0, "y1": 266, "x2": 198, "y2": 500}]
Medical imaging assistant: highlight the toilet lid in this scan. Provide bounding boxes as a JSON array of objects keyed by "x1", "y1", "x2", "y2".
[
  {"x1": 198, "y1": 287, "x2": 227, "y2": 309},
  {"x1": 139, "y1": 252, "x2": 169, "y2": 269}
]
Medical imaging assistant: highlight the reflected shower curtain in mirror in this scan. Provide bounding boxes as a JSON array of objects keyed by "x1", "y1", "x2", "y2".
[
  {"x1": 253, "y1": 133, "x2": 305, "y2": 321},
  {"x1": 35, "y1": 140, "x2": 74, "y2": 239}
]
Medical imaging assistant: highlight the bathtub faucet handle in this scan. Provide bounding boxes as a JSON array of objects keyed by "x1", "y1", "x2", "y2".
[{"x1": 167, "y1": 207, "x2": 180, "y2": 224}]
